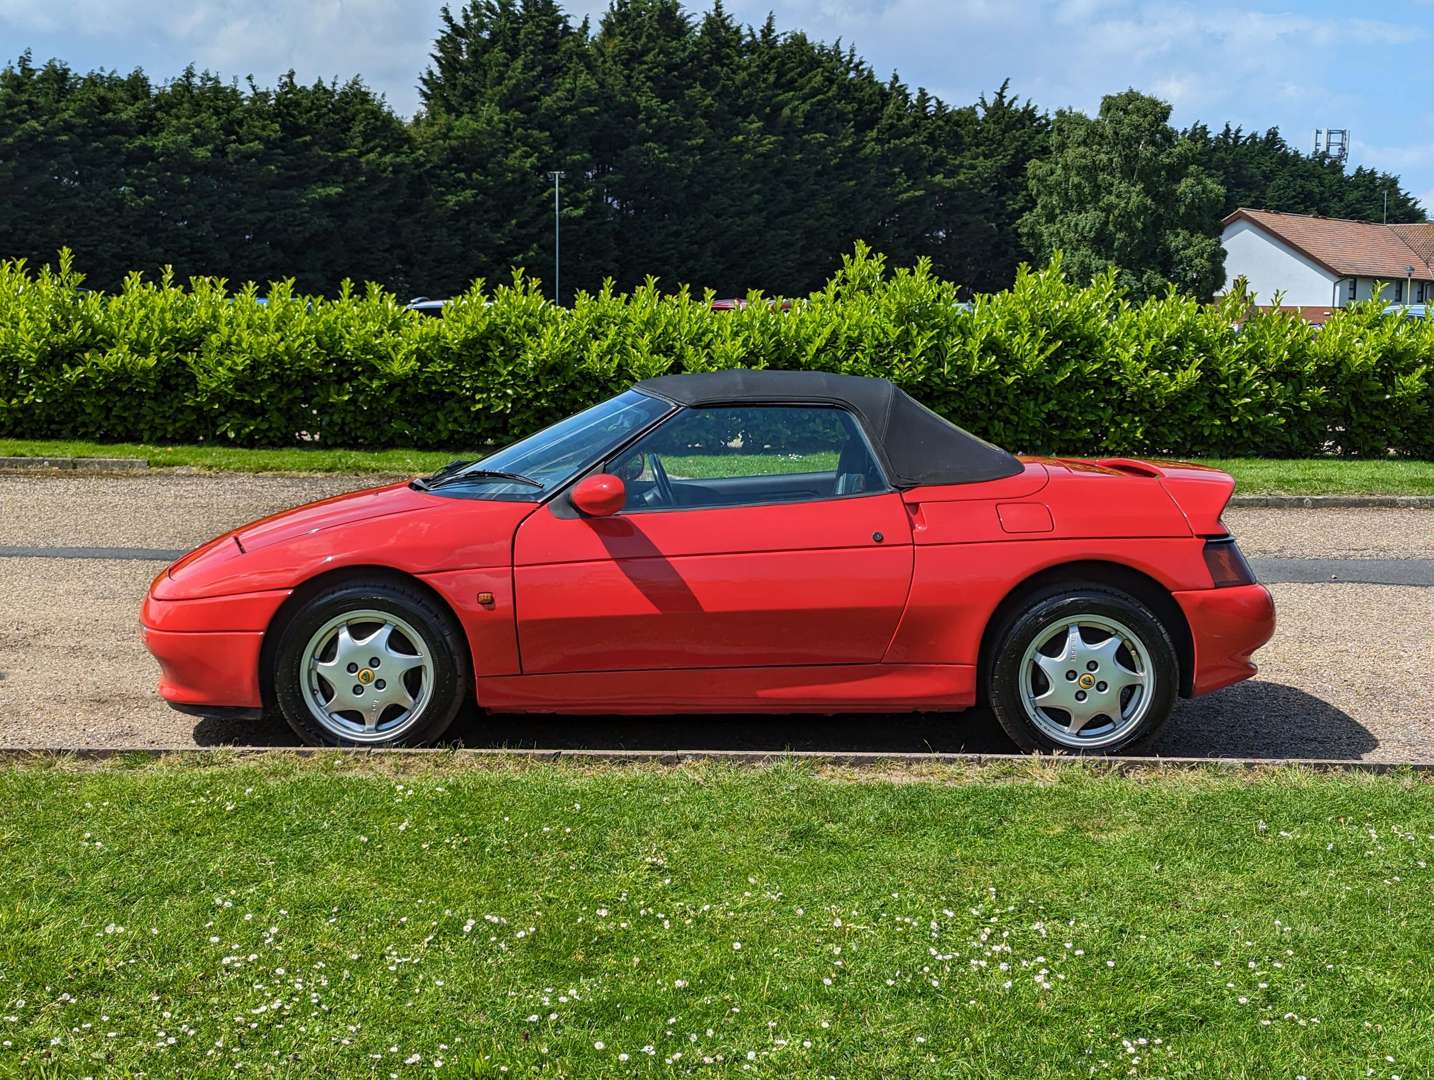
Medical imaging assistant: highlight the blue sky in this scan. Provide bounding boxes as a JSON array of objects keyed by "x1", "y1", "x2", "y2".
[{"x1": 4, "y1": 0, "x2": 1432, "y2": 212}]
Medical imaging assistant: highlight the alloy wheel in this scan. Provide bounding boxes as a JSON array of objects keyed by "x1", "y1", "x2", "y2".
[
  {"x1": 298, "y1": 609, "x2": 435, "y2": 744},
  {"x1": 1016, "y1": 614, "x2": 1154, "y2": 750}
]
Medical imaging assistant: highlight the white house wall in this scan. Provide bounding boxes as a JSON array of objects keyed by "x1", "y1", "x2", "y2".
[
  {"x1": 1221, "y1": 219, "x2": 1338, "y2": 307},
  {"x1": 1348, "y1": 277, "x2": 1428, "y2": 304}
]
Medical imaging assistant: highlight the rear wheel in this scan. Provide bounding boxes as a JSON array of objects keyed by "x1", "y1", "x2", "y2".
[
  {"x1": 988, "y1": 586, "x2": 1177, "y2": 754},
  {"x1": 272, "y1": 579, "x2": 468, "y2": 747}
]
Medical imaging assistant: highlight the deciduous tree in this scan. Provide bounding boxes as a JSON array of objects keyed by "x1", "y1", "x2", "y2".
[{"x1": 1021, "y1": 90, "x2": 1226, "y2": 299}]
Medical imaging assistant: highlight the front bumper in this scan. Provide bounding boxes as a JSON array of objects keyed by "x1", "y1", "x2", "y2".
[
  {"x1": 1172, "y1": 583, "x2": 1276, "y2": 696},
  {"x1": 140, "y1": 587, "x2": 289, "y2": 710},
  {"x1": 141, "y1": 626, "x2": 266, "y2": 709}
]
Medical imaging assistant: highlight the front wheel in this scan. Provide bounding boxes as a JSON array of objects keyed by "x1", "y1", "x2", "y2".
[
  {"x1": 987, "y1": 586, "x2": 1178, "y2": 754},
  {"x1": 271, "y1": 579, "x2": 469, "y2": 747}
]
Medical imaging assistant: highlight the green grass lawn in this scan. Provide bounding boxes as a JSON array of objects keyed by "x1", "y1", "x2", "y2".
[
  {"x1": 0, "y1": 438, "x2": 468, "y2": 476},
  {"x1": 1195, "y1": 456, "x2": 1434, "y2": 496},
  {"x1": 1, "y1": 757, "x2": 1431, "y2": 1078},
  {"x1": 663, "y1": 451, "x2": 840, "y2": 479},
  {"x1": 3, "y1": 437, "x2": 1434, "y2": 493}
]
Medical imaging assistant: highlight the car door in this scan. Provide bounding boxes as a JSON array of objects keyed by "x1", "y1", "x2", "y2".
[{"x1": 512, "y1": 404, "x2": 914, "y2": 674}]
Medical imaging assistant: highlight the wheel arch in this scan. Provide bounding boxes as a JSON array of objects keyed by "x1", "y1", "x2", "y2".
[
  {"x1": 258, "y1": 564, "x2": 471, "y2": 710},
  {"x1": 976, "y1": 560, "x2": 1195, "y2": 702}
]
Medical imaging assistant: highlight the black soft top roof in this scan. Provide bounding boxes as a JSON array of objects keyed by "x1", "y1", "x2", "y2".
[{"x1": 634, "y1": 370, "x2": 1022, "y2": 488}]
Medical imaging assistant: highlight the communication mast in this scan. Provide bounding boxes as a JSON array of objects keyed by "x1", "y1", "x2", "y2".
[{"x1": 1313, "y1": 128, "x2": 1350, "y2": 165}]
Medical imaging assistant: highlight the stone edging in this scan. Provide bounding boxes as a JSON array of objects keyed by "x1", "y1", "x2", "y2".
[
  {"x1": 0, "y1": 746, "x2": 1430, "y2": 774},
  {"x1": 0, "y1": 455, "x2": 148, "y2": 473},
  {"x1": 1228, "y1": 494, "x2": 1434, "y2": 509}
]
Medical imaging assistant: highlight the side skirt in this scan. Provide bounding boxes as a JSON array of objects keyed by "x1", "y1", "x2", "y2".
[{"x1": 476, "y1": 663, "x2": 976, "y2": 715}]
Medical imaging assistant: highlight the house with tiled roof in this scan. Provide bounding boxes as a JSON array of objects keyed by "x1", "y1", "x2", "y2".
[{"x1": 1220, "y1": 208, "x2": 1434, "y2": 322}]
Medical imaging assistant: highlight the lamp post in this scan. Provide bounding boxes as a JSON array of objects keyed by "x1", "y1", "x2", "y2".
[{"x1": 548, "y1": 171, "x2": 565, "y2": 305}]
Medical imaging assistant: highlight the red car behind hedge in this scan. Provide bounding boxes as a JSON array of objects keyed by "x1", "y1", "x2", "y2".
[{"x1": 141, "y1": 370, "x2": 1275, "y2": 753}]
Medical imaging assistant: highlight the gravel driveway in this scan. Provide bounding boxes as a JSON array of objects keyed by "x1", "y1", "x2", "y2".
[{"x1": 1, "y1": 472, "x2": 1430, "y2": 759}]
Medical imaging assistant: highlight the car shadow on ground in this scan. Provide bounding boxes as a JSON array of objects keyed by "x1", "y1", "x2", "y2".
[
  {"x1": 1153, "y1": 681, "x2": 1378, "y2": 760},
  {"x1": 191, "y1": 679, "x2": 1376, "y2": 760}
]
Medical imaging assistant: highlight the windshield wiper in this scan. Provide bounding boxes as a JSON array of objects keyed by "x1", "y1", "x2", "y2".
[
  {"x1": 424, "y1": 468, "x2": 544, "y2": 490},
  {"x1": 430, "y1": 458, "x2": 476, "y2": 480},
  {"x1": 411, "y1": 458, "x2": 475, "y2": 491}
]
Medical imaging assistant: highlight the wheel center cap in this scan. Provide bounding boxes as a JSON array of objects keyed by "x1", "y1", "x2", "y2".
[
  {"x1": 1077, "y1": 673, "x2": 1096, "y2": 690},
  {"x1": 357, "y1": 668, "x2": 374, "y2": 685}
]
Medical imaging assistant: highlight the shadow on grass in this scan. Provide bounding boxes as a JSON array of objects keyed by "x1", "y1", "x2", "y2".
[{"x1": 191, "y1": 680, "x2": 1375, "y2": 760}]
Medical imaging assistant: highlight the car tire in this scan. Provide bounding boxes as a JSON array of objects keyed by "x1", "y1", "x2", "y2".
[
  {"x1": 271, "y1": 578, "x2": 469, "y2": 747},
  {"x1": 987, "y1": 585, "x2": 1178, "y2": 755}
]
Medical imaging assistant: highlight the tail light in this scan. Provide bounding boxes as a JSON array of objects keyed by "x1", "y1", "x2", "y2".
[{"x1": 1203, "y1": 537, "x2": 1255, "y2": 587}]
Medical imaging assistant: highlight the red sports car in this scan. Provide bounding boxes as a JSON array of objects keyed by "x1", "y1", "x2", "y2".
[{"x1": 140, "y1": 371, "x2": 1275, "y2": 753}]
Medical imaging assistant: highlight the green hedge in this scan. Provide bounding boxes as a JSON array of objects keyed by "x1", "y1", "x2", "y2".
[{"x1": 2, "y1": 246, "x2": 1431, "y2": 457}]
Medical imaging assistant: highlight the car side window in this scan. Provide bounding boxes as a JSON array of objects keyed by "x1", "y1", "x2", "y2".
[{"x1": 608, "y1": 404, "x2": 885, "y2": 511}]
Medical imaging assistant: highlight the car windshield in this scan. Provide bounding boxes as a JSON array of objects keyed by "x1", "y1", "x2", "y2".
[{"x1": 425, "y1": 390, "x2": 673, "y2": 500}]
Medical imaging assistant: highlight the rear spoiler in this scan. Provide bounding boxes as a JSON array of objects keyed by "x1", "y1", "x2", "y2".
[{"x1": 1097, "y1": 458, "x2": 1236, "y2": 536}]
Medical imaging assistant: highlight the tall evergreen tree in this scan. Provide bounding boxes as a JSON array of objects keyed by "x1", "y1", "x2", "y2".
[
  {"x1": 924, "y1": 83, "x2": 1049, "y2": 295},
  {"x1": 2, "y1": 2, "x2": 1426, "y2": 300},
  {"x1": 0, "y1": 53, "x2": 425, "y2": 293},
  {"x1": 418, "y1": 0, "x2": 604, "y2": 299},
  {"x1": 1187, "y1": 123, "x2": 1425, "y2": 224}
]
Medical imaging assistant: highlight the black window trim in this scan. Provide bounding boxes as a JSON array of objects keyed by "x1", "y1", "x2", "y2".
[{"x1": 588, "y1": 399, "x2": 896, "y2": 517}]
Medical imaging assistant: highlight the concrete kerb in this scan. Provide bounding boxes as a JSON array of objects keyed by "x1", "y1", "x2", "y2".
[
  {"x1": 1228, "y1": 494, "x2": 1434, "y2": 509},
  {"x1": 0, "y1": 745, "x2": 1431, "y2": 774},
  {"x1": 0, "y1": 456, "x2": 148, "y2": 473}
]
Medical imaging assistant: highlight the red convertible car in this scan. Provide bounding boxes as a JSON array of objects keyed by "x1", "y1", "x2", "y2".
[{"x1": 140, "y1": 371, "x2": 1275, "y2": 753}]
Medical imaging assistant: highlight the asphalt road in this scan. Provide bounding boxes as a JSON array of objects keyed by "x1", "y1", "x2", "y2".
[{"x1": 1, "y1": 472, "x2": 1431, "y2": 760}]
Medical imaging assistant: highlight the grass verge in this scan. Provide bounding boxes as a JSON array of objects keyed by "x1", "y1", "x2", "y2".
[
  {"x1": 0, "y1": 438, "x2": 465, "y2": 476},
  {"x1": 1196, "y1": 456, "x2": 1434, "y2": 496},
  {"x1": 4, "y1": 437, "x2": 1434, "y2": 494},
  {"x1": 1, "y1": 756, "x2": 1431, "y2": 1077}
]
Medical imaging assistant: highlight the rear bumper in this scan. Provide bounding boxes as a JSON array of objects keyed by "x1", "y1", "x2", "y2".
[
  {"x1": 140, "y1": 588, "x2": 287, "y2": 710},
  {"x1": 1172, "y1": 583, "x2": 1276, "y2": 696}
]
